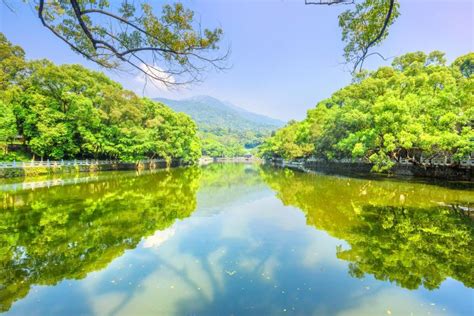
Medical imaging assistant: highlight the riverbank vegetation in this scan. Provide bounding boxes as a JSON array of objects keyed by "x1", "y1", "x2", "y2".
[
  {"x1": 0, "y1": 33, "x2": 201, "y2": 163},
  {"x1": 200, "y1": 129, "x2": 268, "y2": 158},
  {"x1": 260, "y1": 51, "x2": 473, "y2": 171}
]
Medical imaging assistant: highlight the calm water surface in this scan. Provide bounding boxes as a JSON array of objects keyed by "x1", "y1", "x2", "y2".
[{"x1": 1, "y1": 164, "x2": 473, "y2": 315}]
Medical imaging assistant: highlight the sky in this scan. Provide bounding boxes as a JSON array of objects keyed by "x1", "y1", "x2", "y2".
[{"x1": 0, "y1": 0, "x2": 472, "y2": 121}]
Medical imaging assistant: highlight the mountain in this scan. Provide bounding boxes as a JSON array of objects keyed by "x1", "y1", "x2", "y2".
[
  {"x1": 153, "y1": 95, "x2": 285, "y2": 157},
  {"x1": 153, "y1": 95, "x2": 285, "y2": 132}
]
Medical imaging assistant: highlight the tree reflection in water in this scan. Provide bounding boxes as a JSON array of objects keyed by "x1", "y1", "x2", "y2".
[
  {"x1": 0, "y1": 168, "x2": 201, "y2": 312},
  {"x1": 337, "y1": 205, "x2": 473, "y2": 290},
  {"x1": 261, "y1": 167, "x2": 474, "y2": 290},
  {"x1": 1, "y1": 164, "x2": 473, "y2": 314}
]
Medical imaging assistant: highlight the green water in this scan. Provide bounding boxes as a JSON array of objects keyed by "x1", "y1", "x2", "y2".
[{"x1": 1, "y1": 164, "x2": 473, "y2": 315}]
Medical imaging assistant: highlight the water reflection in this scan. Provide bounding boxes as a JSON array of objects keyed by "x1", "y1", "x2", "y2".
[
  {"x1": 1, "y1": 164, "x2": 473, "y2": 315},
  {"x1": 0, "y1": 168, "x2": 200, "y2": 312},
  {"x1": 337, "y1": 205, "x2": 473, "y2": 290},
  {"x1": 261, "y1": 167, "x2": 474, "y2": 291},
  {"x1": 195, "y1": 163, "x2": 268, "y2": 215}
]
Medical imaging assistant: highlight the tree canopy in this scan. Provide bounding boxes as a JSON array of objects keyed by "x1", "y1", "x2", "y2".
[
  {"x1": 0, "y1": 33, "x2": 201, "y2": 162},
  {"x1": 260, "y1": 51, "x2": 474, "y2": 172},
  {"x1": 32, "y1": 0, "x2": 227, "y2": 86}
]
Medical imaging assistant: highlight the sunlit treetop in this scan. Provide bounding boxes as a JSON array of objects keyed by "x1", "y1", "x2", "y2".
[
  {"x1": 0, "y1": 33, "x2": 26, "y2": 89},
  {"x1": 35, "y1": 0, "x2": 227, "y2": 87}
]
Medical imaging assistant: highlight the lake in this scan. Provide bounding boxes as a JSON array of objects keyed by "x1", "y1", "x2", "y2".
[{"x1": 1, "y1": 164, "x2": 473, "y2": 315}]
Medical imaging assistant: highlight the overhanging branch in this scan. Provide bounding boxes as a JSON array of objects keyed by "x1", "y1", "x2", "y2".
[
  {"x1": 305, "y1": 0, "x2": 397, "y2": 74},
  {"x1": 36, "y1": 0, "x2": 228, "y2": 86}
]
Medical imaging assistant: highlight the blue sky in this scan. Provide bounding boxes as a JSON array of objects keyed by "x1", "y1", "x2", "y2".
[{"x1": 0, "y1": 0, "x2": 472, "y2": 121}]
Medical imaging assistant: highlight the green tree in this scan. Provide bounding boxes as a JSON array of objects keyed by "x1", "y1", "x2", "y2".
[
  {"x1": 0, "y1": 100, "x2": 17, "y2": 155},
  {"x1": 261, "y1": 51, "x2": 474, "y2": 172},
  {"x1": 0, "y1": 33, "x2": 202, "y2": 162},
  {"x1": 32, "y1": 0, "x2": 227, "y2": 86},
  {"x1": 259, "y1": 121, "x2": 314, "y2": 160},
  {"x1": 201, "y1": 136, "x2": 226, "y2": 157},
  {"x1": 0, "y1": 33, "x2": 26, "y2": 157},
  {"x1": 0, "y1": 33, "x2": 26, "y2": 90}
]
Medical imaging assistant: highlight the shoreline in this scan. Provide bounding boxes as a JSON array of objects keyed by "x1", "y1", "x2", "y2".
[
  {"x1": 267, "y1": 158, "x2": 473, "y2": 182},
  {"x1": 199, "y1": 156, "x2": 262, "y2": 165},
  {"x1": 0, "y1": 159, "x2": 184, "y2": 179}
]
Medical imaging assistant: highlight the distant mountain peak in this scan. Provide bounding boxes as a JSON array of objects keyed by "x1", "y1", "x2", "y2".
[
  {"x1": 187, "y1": 95, "x2": 220, "y2": 103},
  {"x1": 153, "y1": 95, "x2": 285, "y2": 132}
]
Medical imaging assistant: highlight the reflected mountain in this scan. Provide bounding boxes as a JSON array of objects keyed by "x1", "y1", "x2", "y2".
[
  {"x1": 261, "y1": 167, "x2": 474, "y2": 290},
  {"x1": 0, "y1": 168, "x2": 201, "y2": 312}
]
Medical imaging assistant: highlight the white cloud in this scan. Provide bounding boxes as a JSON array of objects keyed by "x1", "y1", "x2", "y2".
[
  {"x1": 142, "y1": 226, "x2": 176, "y2": 248},
  {"x1": 134, "y1": 63, "x2": 176, "y2": 94}
]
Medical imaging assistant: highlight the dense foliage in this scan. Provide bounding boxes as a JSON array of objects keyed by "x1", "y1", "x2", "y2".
[
  {"x1": 260, "y1": 51, "x2": 474, "y2": 171},
  {"x1": 156, "y1": 96, "x2": 283, "y2": 158},
  {"x1": 261, "y1": 167, "x2": 474, "y2": 290},
  {"x1": 199, "y1": 129, "x2": 266, "y2": 158},
  {"x1": 0, "y1": 167, "x2": 201, "y2": 312},
  {"x1": 0, "y1": 33, "x2": 201, "y2": 162}
]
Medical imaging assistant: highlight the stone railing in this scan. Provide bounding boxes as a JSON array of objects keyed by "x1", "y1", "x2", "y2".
[
  {"x1": 0, "y1": 158, "x2": 177, "y2": 178},
  {"x1": 303, "y1": 156, "x2": 474, "y2": 167},
  {"x1": 0, "y1": 159, "x2": 167, "y2": 169}
]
